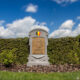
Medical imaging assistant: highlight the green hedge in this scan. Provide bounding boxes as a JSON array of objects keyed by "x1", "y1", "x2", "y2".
[
  {"x1": 48, "y1": 36, "x2": 80, "y2": 64},
  {"x1": 0, "y1": 35, "x2": 80, "y2": 66},
  {"x1": 0, "y1": 37, "x2": 29, "y2": 66}
]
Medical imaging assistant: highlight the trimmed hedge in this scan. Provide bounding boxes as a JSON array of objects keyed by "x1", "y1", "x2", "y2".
[
  {"x1": 0, "y1": 35, "x2": 80, "y2": 66},
  {"x1": 0, "y1": 37, "x2": 29, "y2": 65},
  {"x1": 48, "y1": 36, "x2": 80, "y2": 64}
]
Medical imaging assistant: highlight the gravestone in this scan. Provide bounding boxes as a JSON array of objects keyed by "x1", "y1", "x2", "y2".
[{"x1": 27, "y1": 28, "x2": 50, "y2": 66}]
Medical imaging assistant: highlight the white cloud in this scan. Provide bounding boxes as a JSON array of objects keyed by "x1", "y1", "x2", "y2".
[
  {"x1": 0, "y1": 27, "x2": 14, "y2": 38},
  {"x1": 31, "y1": 25, "x2": 49, "y2": 32},
  {"x1": 71, "y1": 0, "x2": 78, "y2": 2},
  {"x1": 50, "y1": 22, "x2": 54, "y2": 26},
  {"x1": 26, "y1": 4, "x2": 38, "y2": 13},
  {"x1": 49, "y1": 29, "x2": 71, "y2": 38},
  {"x1": 6, "y1": 16, "x2": 36, "y2": 38},
  {"x1": 1, "y1": 18, "x2": 80, "y2": 39},
  {"x1": 52, "y1": 0, "x2": 78, "y2": 5},
  {"x1": 60, "y1": 20, "x2": 75, "y2": 29},
  {"x1": 71, "y1": 24, "x2": 80, "y2": 37},
  {"x1": 0, "y1": 20, "x2": 5, "y2": 25},
  {"x1": 49, "y1": 20, "x2": 75, "y2": 38},
  {"x1": 40, "y1": 22, "x2": 47, "y2": 26},
  {"x1": 52, "y1": 0, "x2": 65, "y2": 4},
  {"x1": 0, "y1": 16, "x2": 49, "y2": 38},
  {"x1": 77, "y1": 16, "x2": 80, "y2": 20}
]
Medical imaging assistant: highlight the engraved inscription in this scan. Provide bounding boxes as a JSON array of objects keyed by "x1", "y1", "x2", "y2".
[{"x1": 32, "y1": 37, "x2": 45, "y2": 54}]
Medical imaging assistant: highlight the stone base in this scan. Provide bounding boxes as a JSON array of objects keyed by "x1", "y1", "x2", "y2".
[{"x1": 27, "y1": 55, "x2": 50, "y2": 66}]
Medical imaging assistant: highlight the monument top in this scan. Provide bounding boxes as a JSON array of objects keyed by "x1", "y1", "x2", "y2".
[{"x1": 30, "y1": 26, "x2": 49, "y2": 33}]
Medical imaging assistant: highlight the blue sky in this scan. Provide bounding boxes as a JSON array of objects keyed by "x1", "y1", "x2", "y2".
[{"x1": 0, "y1": 0, "x2": 80, "y2": 38}]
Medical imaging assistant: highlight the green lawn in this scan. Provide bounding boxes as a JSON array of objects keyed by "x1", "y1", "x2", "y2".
[{"x1": 0, "y1": 71, "x2": 80, "y2": 80}]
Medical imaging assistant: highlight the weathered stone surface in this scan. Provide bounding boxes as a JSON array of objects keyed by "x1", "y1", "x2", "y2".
[
  {"x1": 27, "y1": 28, "x2": 50, "y2": 66},
  {"x1": 32, "y1": 37, "x2": 45, "y2": 54}
]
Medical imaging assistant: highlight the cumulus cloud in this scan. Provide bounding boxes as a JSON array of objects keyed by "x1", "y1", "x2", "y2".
[
  {"x1": 52, "y1": 0, "x2": 78, "y2": 5},
  {"x1": 26, "y1": 4, "x2": 38, "y2": 13},
  {"x1": 1, "y1": 18, "x2": 80, "y2": 39},
  {"x1": 0, "y1": 26, "x2": 14, "y2": 38},
  {"x1": 31, "y1": 25, "x2": 49, "y2": 32},
  {"x1": 71, "y1": 24, "x2": 80, "y2": 37},
  {"x1": 60, "y1": 20, "x2": 75, "y2": 29},
  {"x1": 49, "y1": 29, "x2": 71, "y2": 38},
  {"x1": 6, "y1": 16, "x2": 36, "y2": 38},
  {"x1": 0, "y1": 16, "x2": 49, "y2": 38},
  {"x1": 49, "y1": 20, "x2": 78, "y2": 38}
]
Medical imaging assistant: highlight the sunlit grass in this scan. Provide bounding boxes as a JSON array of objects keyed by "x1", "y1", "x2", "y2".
[{"x1": 0, "y1": 71, "x2": 80, "y2": 80}]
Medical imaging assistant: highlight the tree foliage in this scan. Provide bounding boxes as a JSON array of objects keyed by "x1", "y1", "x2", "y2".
[{"x1": 0, "y1": 48, "x2": 17, "y2": 67}]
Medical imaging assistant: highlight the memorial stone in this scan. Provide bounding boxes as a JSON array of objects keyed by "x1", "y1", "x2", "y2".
[{"x1": 27, "y1": 28, "x2": 50, "y2": 66}]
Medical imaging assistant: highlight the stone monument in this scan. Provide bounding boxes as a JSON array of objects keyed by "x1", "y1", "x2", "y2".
[{"x1": 27, "y1": 28, "x2": 50, "y2": 66}]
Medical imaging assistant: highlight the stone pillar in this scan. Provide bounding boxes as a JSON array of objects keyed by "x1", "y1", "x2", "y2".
[{"x1": 27, "y1": 28, "x2": 50, "y2": 66}]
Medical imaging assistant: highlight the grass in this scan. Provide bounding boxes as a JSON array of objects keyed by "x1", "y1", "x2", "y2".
[{"x1": 0, "y1": 71, "x2": 80, "y2": 80}]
